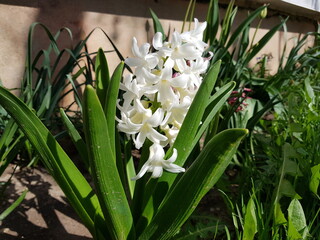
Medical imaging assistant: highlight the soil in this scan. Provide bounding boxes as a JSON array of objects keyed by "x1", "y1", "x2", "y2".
[{"x1": 0, "y1": 164, "x2": 92, "y2": 240}]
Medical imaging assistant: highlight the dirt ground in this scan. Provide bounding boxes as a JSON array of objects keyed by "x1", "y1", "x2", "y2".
[{"x1": 0, "y1": 164, "x2": 92, "y2": 240}]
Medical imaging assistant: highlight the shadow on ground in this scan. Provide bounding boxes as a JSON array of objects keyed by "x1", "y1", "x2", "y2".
[{"x1": 0, "y1": 165, "x2": 92, "y2": 240}]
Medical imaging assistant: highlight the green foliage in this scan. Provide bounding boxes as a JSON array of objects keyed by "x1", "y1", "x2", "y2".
[
  {"x1": 83, "y1": 85, "x2": 134, "y2": 239},
  {"x1": 139, "y1": 129, "x2": 247, "y2": 240},
  {"x1": 173, "y1": 214, "x2": 224, "y2": 240},
  {"x1": 288, "y1": 199, "x2": 308, "y2": 239},
  {"x1": 0, "y1": 189, "x2": 28, "y2": 221},
  {"x1": 242, "y1": 197, "x2": 257, "y2": 240}
]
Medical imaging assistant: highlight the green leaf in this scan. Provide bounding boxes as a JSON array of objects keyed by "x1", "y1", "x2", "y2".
[
  {"x1": 173, "y1": 215, "x2": 224, "y2": 240},
  {"x1": 204, "y1": 0, "x2": 219, "y2": 44},
  {"x1": 243, "y1": 18, "x2": 287, "y2": 66},
  {"x1": 83, "y1": 85, "x2": 134, "y2": 240},
  {"x1": 138, "y1": 61, "x2": 222, "y2": 228},
  {"x1": 59, "y1": 108, "x2": 89, "y2": 170},
  {"x1": 138, "y1": 129, "x2": 248, "y2": 240},
  {"x1": 284, "y1": 159, "x2": 302, "y2": 177},
  {"x1": 225, "y1": 5, "x2": 267, "y2": 50},
  {"x1": 103, "y1": 62, "x2": 124, "y2": 155},
  {"x1": 36, "y1": 85, "x2": 52, "y2": 117},
  {"x1": 288, "y1": 199, "x2": 308, "y2": 239},
  {"x1": 0, "y1": 86, "x2": 101, "y2": 236},
  {"x1": 181, "y1": 0, "x2": 196, "y2": 33},
  {"x1": 304, "y1": 76, "x2": 316, "y2": 113},
  {"x1": 0, "y1": 189, "x2": 28, "y2": 221},
  {"x1": 243, "y1": 197, "x2": 257, "y2": 240},
  {"x1": 0, "y1": 134, "x2": 25, "y2": 176},
  {"x1": 95, "y1": 48, "x2": 110, "y2": 107},
  {"x1": 274, "y1": 203, "x2": 287, "y2": 225},
  {"x1": 124, "y1": 140, "x2": 136, "y2": 198},
  {"x1": 279, "y1": 179, "x2": 301, "y2": 199},
  {"x1": 198, "y1": 81, "x2": 235, "y2": 145},
  {"x1": 219, "y1": 1, "x2": 237, "y2": 46},
  {"x1": 66, "y1": 70, "x2": 85, "y2": 113},
  {"x1": 274, "y1": 143, "x2": 300, "y2": 203},
  {"x1": 310, "y1": 164, "x2": 320, "y2": 197},
  {"x1": 237, "y1": 25, "x2": 250, "y2": 59},
  {"x1": 246, "y1": 95, "x2": 279, "y2": 131},
  {"x1": 172, "y1": 60, "x2": 222, "y2": 167},
  {"x1": 150, "y1": 8, "x2": 165, "y2": 40}
]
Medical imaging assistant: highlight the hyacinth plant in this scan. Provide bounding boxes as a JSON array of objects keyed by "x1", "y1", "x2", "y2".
[{"x1": 0, "y1": 18, "x2": 247, "y2": 239}]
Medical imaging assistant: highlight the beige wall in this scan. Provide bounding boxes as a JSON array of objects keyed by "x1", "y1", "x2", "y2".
[{"x1": 0, "y1": 0, "x2": 317, "y2": 90}]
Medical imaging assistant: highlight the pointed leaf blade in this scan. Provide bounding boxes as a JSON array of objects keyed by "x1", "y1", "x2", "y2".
[
  {"x1": 139, "y1": 129, "x2": 248, "y2": 240},
  {"x1": 95, "y1": 48, "x2": 110, "y2": 107},
  {"x1": 83, "y1": 85, "x2": 134, "y2": 240}
]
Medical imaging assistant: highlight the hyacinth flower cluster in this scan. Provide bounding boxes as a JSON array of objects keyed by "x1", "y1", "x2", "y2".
[
  {"x1": 228, "y1": 87, "x2": 252, "y2": 112},
  {"x1": 117, "y1": 19, "x2": 211, "y2": 180}
]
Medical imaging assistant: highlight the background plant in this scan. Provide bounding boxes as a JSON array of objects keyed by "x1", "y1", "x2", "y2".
[
  {"x1": 0, "y1": 23, "x2": 118, "y2": 223},
  {"x1": 173, "y1": 1, "x2": 320, "y2": 239}
]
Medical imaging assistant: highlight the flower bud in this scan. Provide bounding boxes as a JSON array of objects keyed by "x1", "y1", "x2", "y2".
[{"x1": 260, "y1": 5, "x2": 268, "y2": 19}]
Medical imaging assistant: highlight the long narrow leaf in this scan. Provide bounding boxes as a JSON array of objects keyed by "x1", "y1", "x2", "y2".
[
  {"x1": 150, "y1": 8, "x2": 165, "y2": 40},
  {"x1": 104, "y1": 62, "x2": 124, "y2": 155},
  {"x1": 95, "y1": 48, "x2": 110, "y2": 107},
  {"x1": 204, "y1": 0, "x2": 219, "y2": 44},
  {"x1": 226, "y1": 5, "x2": 267, "y2": 49},
  {"x1": 243, "y1": 18, "x2": 287, "y2": 67},
  {"x1": 83, "y1": 85, "x2": 134, "y2": 240},
  {"x1": 139, "y1": 129, "x2": 248, "y2": 240},
  {"x1": 60, "y1": 108, "x2": 89, "y2": 170},
  {"x1": 137, "y1": 61, "x2": 221, "y2": 229},
  {"x1": 0, "y1": 189, "x2": 28, "y2": 221},
  {"x1": 193, "y1": 81, "x2": 235, "y2": 146}
]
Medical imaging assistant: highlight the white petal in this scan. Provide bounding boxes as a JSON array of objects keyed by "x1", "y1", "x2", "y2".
[
  {"x1": 171, "y1": 31, "x2": 182, "y2": 49},
  {"x1": 132, "y1": 37, "x2": 142, "y2": 58},
  {"x1": 140, "y1": 43, "x2": 150, "y2": 56},
  {"x1": 147, "y1": 127, "x2": 168, "y2": 143},
  {"x1": 145, "y1": 55, "x2": 159, "y2": 69},
  {"x1": 179, "y1": 44, "x2": 202, "y2": 60},
  {"x1": 131, "y1": 162, "x2": 150, "y2": 180},
  {"x1": 151, "y1": 166, "x2": 163, "y2": 178},
  {"x1": 134, "y1": 99, "x2": 148, "y2": 114},
  {"x1": 153, "y1": 32, "x2": 163, "y2": 50},
  {"x1": 148, "y1": 108, "x2": 164, "y2": 127},
  {"x1": 175, "y1": 59, "x2": 188, "y2": 72},
  {"x1": 151, "y1": 143, "x2": 166, "y2": 160},
  {"x1": 171, "y1": 74, "x2": 188, "y2": 88},
  {"x1": 163, "y1": 163, "x2": 185, "y2": 173},
  {"x1": 167, "y1": 148, "x2": 178, "y2": 163},
  {"x1": 125, "y1": 57, "x2": 145, "y2": 68},
  {"x1": 134, "y1": 131, "x2": 147, "y2": 149},
  {"x1": 142, "y1": 68, "x2": 159, "y2": 84}
]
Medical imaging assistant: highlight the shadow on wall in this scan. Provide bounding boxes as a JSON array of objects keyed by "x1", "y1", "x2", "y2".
[{"x1": 0, "y1": 0, "x2": 196, "y2": 20}]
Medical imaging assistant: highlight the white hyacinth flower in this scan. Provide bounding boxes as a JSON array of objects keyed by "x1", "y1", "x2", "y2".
[
  {"x1": 125, "y1": 37, "x2": 159, "y2": 78},
  {"x1": 118, "y1": 99, "x2": 167, "y2": 149},
  {"x1": 117, "y1": 18, "x2": 211, "y2": 179},
  {"x1": 132, "y1": 143, "x2": 185, "y2": 180},
  {"x1": 180, "y1": 18, "x2": 208, "y2": 51}
]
